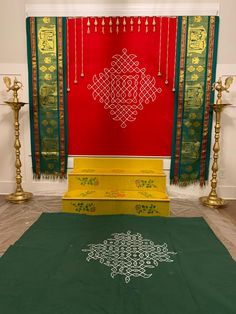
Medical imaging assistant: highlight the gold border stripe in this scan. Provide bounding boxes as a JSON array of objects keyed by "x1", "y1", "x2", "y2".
[
  {"x1": 199, "y1": 16, "x2": 216, "y2": 185},
  {"x1": 173, "y1": 16, "x2": 187, "y2": 183},
  {"x1": 30, "y1": 17, "x2": 40, "y2": 177},
  {"x1": 57, "y1": 17, "x2": 66, "y2": 177}
]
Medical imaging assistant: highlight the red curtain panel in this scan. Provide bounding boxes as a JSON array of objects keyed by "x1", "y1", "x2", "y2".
[{"x1": 66, "y1": 17, "x2": 177, "y2": 156}]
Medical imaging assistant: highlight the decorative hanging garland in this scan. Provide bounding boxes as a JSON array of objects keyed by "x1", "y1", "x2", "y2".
[
  {"x1": 87, "y1": 17, "x2": 90, "y2": 34},
  {"x1": 74, "y1": 18, "x2": 78, "y2": 84},
  {"x1": 158, "y1": 16, "x2": 162, "y2": 76},
  {"x1": 94, "y1": 18, "x2": 98, "y2": 32},
  {"x1": 102, "y1": 17, "x2": 105, "y2": 34},
  {"x1": 116, "y1": 17, "x2": 120, "y2": 34},
  {"x1": 130, "y1": 17, "x2": 134, "y2": 32},
  {"x1": 109, "y1": 17, "x2": 113, "y2": 33},
  {"x1": 145, "y1": 18, "x2": 149, "y2": 33},
  {"x1": 152, "y1": 17, "x2": 156, "y2": 32},
  {"x1": 67, "y1": 16, "x2": 178, "y2": 92},
  {"x1": 165, "y1": 17, "x2": 170, "y2": 84},
  {"x1": 66, "y1": 18, "x2": 70, "y2": 92},
  {"x1": 172, "y1": 17, "x2": 178, "y2": 91},
  {"x1": 81, "y1": 17, "x2": 85, "y2": 77},
  {"x1": 138, "y1": 17, "x2": 141, "y2": 32},
  {"x1": 123, "y1": 17, "x2": 126, "y2": 32}
]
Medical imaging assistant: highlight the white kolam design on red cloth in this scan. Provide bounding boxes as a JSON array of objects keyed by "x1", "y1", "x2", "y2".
[{"x1": 88, "y1": 48, "x2": 162, "y2": 128}]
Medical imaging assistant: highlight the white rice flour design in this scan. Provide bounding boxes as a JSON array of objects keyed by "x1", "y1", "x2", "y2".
[
  {"x1": 82, "y1": 230, "x2": 177, "y2": 283},
  {"x1": 87, "y1": 48, "x2": 162, "y2": 128}
]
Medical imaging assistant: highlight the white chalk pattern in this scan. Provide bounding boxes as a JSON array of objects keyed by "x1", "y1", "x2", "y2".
[
  {"x1": 88, "y1": 48, "x2": 162, "y2": 128},
  {"x1": 82, "y1": 230, "x2": 176, "y2": 283}
]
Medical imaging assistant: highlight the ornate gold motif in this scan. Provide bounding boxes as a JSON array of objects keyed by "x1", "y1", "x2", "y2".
[
  {"x1": 38, "y1": 26, "x2": 56, "y2": 54},
  {"x1": 196, "y1": 65, "x2": 204, "y2": 72},
  {"x1": 194, "y1": 16, "x2": 202, "y2": 23},
  {"x1": 40, "y1": 65, "x2": 47, "y2": 72},
  {"x1": 44, "y1": 73, "x2": 52, "y2": 80},
  {"x1": 185, "y1": 165, "x2": 193, "y2": 172},
  {"x1": 44, "y1": 57, "x2": 52, "y2": 64},
  {"x1": 192, "y1": 57, "x2": 200, "y2": 64},
  {"x1": 200, "y1": 77, "x2": 234, "y2": 208},
  {"x1": 181, "y1": 141, "x2": 200, "y2": 161},
  {"x1": 184, "y1": 121, "x2": 192, "y2": 128},
  {"x1": 48, "y1": 65, "x2": 56, "y2": 72},
  {"x1": 42, "y1": 119, "x2": 49, "y2": 126},
  {"x1": 2, "y1": 77, "x2": 33, "y2": 203},
  {"x1": 188, "y1": 26, "x2": 207, "y2": 54},
  {"x1": 191, "y1": 73, "x2": 199, "y2": 81},
  {"x1": 193, "y1": 121, "x2": 200, "y2": 127},
  {"x1": 50, "y1": 119, "x2": 57, "y2": 127},
  {"x1": 46, "y1": 127, "x2": 53, "y2": 134},
  {"x1": 185, "y1": 83, "x2": 203, "y2": 108},
  {"x1": 187, "y1": 65, "x2": 195, "y2": 72},
  {"x1": 43, "y1": 17, "x2": 50, "y2": 24},
  {"x1": 40, "y1": 84, "x2": 56, "y2": 97},
  {"x1": 42, "y1": 138, "x2": 59, "y2": 152}
]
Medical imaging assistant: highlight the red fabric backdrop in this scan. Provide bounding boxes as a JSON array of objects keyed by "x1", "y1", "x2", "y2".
[{"x1": 67, "y1": 17, "x2": 177, "y2": 156}]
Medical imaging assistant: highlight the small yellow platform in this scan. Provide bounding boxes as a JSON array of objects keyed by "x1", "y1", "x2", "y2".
[
  {"x1": 73, "y1": 157, "x2": 163, "y2": 171},
  {"x1": 62, "y1": 157, "x2": 170, "y2": 216}
]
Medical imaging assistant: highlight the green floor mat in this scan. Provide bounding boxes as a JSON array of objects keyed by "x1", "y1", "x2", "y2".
[{"x1": 0, "y1": 213, "x2": 236, "y2": 314}]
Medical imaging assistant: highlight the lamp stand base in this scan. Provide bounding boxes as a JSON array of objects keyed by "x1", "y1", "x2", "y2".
[
  {"x1": 6, "y1": 191, "x2": 33, "y2": 204},
  {"x1": 199, "y1": 196, "x2": 227, "y2": 209}
]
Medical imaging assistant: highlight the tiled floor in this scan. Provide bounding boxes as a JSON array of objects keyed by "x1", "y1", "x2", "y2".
[{"x1": 0, "y1": 195, "x2": 236, "y2": 260}]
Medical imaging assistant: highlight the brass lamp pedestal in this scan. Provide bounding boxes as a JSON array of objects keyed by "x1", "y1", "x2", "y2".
[
  {"x1": 3, "y1": 77, "x2": 32, "y2": 204},
  {"x1": 200, "y1": 77, "x2": 233, "y2": 209}
]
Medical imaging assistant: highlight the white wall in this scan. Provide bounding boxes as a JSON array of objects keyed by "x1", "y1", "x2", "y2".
[{"x1": 0, "y1": 0, "x2": 236, "y2": 199}]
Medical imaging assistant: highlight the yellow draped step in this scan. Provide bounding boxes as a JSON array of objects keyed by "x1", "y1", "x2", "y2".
[
  {"x1": 62, "y1": 157, "x2": 170, "y2": 216},
  {"x1": 73, "y1": 157, "x2": 163, "y2": 171},
  {"x1": 62, "y1": 189, "x2": 169, "y2": 216},
  {"x1": 68, "y1": 171, "x2": 166, "y2": 192}
]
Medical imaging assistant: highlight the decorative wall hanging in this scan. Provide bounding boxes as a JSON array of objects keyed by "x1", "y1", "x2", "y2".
[
  {"x1": 26, "y1": 15, "x2": 218, "y2": 185},
  {"x1": 170, "y1": 16, "x2": 219, "y2": 186},
  {"x1": 66, "y1": 16, "x2": 178, "y2": 156},
  {"x1": 26, "y1": 17, "x2": 68, "y2": 178}
]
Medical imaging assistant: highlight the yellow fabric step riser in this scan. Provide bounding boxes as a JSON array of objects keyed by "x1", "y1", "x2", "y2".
[
  {"x1": 63, "y1": 189, "x2": 169, "y2": 200},
  {"x1": 62, "y1": 199, "x2": 170, "y2": 217},
  {"x1": 71, "y1": 168, "x2": 164, "y2": 175},
  {"x1": 73, "y1": 157, "x2": 163, "y2": 171},
  {"x1": 68, "y1": 175, "x2": 167, "y2": 192}
]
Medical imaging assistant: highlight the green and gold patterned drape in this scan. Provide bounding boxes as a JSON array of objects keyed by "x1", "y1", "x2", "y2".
[
  {"x1": 26, "y1": 17, "x2": 68, "y2": 178},
  {"x1": 170, "y1": 16, "x2": 219, "y2": 186}
]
